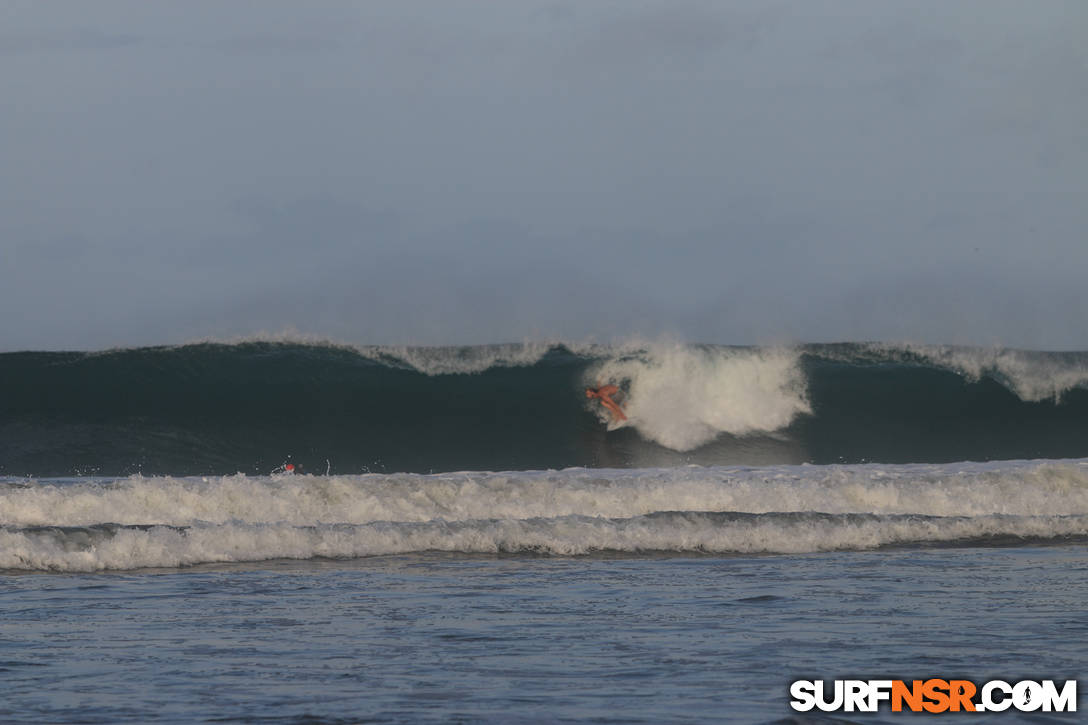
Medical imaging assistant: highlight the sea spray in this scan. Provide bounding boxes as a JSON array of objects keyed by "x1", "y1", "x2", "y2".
[{"x1": 586, "y1": 343, "x2": 810, "y2": 450}]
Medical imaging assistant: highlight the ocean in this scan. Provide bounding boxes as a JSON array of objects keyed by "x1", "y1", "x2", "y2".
[{"x1": 2, "y1": 341, "x2": 1086, "y2": 722}]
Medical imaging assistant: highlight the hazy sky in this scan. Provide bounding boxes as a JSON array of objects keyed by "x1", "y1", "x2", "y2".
[{"x1": 2, "y1": 0, "x2": 1086, "y2": 350}]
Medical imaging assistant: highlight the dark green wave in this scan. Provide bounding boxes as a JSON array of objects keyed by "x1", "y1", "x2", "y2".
[{"x1": 3, "y1": 341, "x2": 1088, "y2": 476}]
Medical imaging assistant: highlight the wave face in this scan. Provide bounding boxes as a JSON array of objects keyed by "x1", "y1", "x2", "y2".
[
  {"x1": 4, "y1": 459, "x2": 1087, "y2": 571},
  {"x1": 3, "y1": 341, "x2": 1088, "y2": 476}
]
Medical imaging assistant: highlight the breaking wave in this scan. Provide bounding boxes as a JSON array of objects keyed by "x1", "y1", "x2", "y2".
[
  {"x1": 3, "y1": 340, "x2": 1088, "y2": 476},
  {"x1": 3, "y1": 458, "x2": 1087, "y2": 571}
]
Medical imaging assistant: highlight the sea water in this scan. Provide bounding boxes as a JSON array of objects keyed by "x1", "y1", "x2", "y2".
[
  {"x1": 2, "y1": 341, "x2": 1087, "y2": 722},
  {"x1": 2, "y1": 546, "x2": 1085, "y2": 723},
  {"x1": 2, "y1": 462, "x2": 1086, "y2": 723}
]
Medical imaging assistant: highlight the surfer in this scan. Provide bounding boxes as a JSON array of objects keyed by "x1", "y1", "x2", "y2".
[{"x1": 586, "y1": 384, "x2": 627, "y2": 422}]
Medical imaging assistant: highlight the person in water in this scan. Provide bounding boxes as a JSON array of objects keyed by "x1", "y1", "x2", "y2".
[{"x1": 586, "y1": 384, "x2": 627, "y2": 421}]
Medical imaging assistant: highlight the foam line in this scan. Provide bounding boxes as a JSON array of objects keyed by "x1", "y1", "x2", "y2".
[
  {"x1": 4, "y1": 460, "x2": 1087, "y2": 529},
  {"x1": 3, "y1": 512, "x2": 1085, "y2": 572}
]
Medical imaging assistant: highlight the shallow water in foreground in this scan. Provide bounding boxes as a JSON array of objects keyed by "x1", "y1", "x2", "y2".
[{"x1": 3, "y1": 546, "x2": 1085, "y2": 723}]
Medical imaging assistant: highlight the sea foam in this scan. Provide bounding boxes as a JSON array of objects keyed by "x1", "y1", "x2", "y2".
[
  {"x1": 3, "y1": 459, "x2": 1087, "y2": 571},
  {"x1": 586, "y1": 343, "x2": 810, "y2": 450}
]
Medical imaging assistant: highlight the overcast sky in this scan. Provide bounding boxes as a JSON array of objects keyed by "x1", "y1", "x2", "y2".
[{"x1": 2, "y1": 0, "x2": 1086, "y2": 350}]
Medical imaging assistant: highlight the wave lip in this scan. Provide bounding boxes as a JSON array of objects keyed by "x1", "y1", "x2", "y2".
[
  {"x1": 356, "y1": 341, "x2": 562, "y2": 375},
  {"x1": 903, "y1": 344, "x2": 1088, "y2": 402},
  {"x1": 3, "y1": 459, "x2": 1087, "y2": 571},
  {"x1": 812, "y1": 342, "x2": 1088, "y2": 402}
]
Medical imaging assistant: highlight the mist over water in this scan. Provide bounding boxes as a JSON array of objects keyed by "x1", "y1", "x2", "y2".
[{"x1": 2, "y1": 2, "x2": 1086, "y2": 353}]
